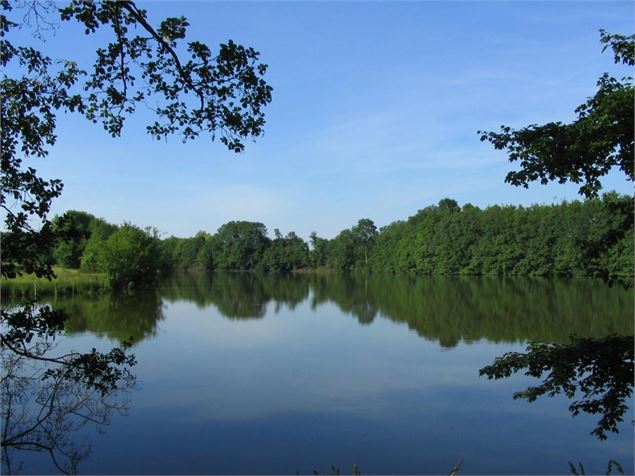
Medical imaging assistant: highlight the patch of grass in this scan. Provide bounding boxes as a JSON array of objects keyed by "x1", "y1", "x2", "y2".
[{"x1": 1, "y1": 267, "x2": 110, "y2": 299}]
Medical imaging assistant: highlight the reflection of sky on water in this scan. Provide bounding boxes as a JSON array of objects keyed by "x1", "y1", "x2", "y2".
[
  {"x1": 15, "y1": 279, "x2": 634, "y2": 475},
  {"x1": 135, "y1": 300, "x2": 518, "y2": 420},
  {"x1": 33, "y1": 296, "x2": 632, "y2": 475}
]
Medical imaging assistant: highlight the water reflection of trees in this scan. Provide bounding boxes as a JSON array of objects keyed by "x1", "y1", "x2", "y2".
[
  {"x1": 161, "y1": 273, "x2": 310, "y2": 319},
  {"x1": 1, "y1": 305, "x2": 135, "y2": 474},
  {"x1": 48, "y1": 274, "x2": 632, "y2": 347},
  {"x1": 58, "y1": 291, "x2": 165, "y2": 344},
  {"x1": 16, "y1": 273, "x2": 630, "y2": 460},
  {"x1": 309, "y1": 274, "x2": 379, "y2": 325},
  {"x1": 309, "y1": 275, "x2": 632, "y2": 347},
  {"x1": 480, "y1": 335, "x2": 633, "y2": 440},
  {"x1": 158, "y1": 273, "x2": 632, "y2": 347}
]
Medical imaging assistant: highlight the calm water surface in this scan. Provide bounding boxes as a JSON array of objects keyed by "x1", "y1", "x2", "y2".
[{"x1": 6, "y1": 274, "x2": 635, "y2": 474}]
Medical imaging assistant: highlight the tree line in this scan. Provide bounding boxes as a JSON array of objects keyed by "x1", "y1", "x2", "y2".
[{"x1": 44, "y1": 192, "x2": 633, "y2": 289}]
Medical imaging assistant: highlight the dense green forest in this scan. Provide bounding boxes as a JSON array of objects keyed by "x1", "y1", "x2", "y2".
[{"x1": 31, "y1": 192, "x2": 633, "y2": 289}]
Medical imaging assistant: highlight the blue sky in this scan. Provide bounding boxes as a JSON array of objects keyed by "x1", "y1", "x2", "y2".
[{"x1": 17, "y1": 1, "x2": 635, "y2": 239}]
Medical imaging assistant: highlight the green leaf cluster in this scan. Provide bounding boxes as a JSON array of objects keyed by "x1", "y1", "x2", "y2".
[
  {"x1": 260, "y1": 230, "x2": 310, "y2": 273},
  {"x1": 368, "y1": 194, "x2": 633, "y2": 280},
  {"x1": 479, "y1": 31, "x2": 633, "y2": 198}
]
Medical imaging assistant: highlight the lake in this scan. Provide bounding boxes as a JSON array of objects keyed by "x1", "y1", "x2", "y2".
[{"x1": 4, "y1": 273, "x2": 634, "y2": 474}]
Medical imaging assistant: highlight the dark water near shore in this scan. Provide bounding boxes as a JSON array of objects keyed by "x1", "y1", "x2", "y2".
[{"x1": 5, "y1": 274, "x2": 634, "y2": 474}]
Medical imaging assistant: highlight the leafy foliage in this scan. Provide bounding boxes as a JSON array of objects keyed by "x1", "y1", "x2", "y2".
[
  {"x1": 479, "y1": 30, "x2": 634, "y2": 198},
  {"x1": 324, "y1": 219, "x2": 378, "y2": 271},
  {"x1": 479, "y1": 336, "x2": 633, "y2": 439},
  {"x1": 350, "y1": 218, "x2": 377, "y2": 265},
  {"x1": 79, "y1": 217, "x2": 118, "y2": 272},
  {"x1": 52, "y1": 210, "x2": 95, "y2": 268},
  {"x1": 309, "y1": 231, "x2": 330, "y2": 267},
  {"x1": 1, "y1": 0, "x2": 272, "y2": 280},
  {"x1": 1, "y1": 0, "x2": 78, "y2": 278},
  {"x1": 260, "y1": 231, "x2": 310, "y2": 272},
  {"x1": 212, "y1": 221, "x2": 271, "y2": 270},
  {"x1": 57, "y1": 1, "x2": 272, "y2": 147},
  {"x1": 97, "y1": 224, "x2": 162, "y2": 289},
  {"x1": 369, "y1": 195, "x2": 633, "y2": 279}
]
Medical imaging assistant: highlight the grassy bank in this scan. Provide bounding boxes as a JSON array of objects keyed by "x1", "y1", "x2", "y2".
[{"x1": 1, "y1": 267, "x2": 110, "y2": 299}]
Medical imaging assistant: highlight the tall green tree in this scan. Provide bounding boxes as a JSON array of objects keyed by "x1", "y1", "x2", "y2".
[
  {"x1": 52, "y1": 210, "x2": 95, "y2": 268},
  {"x1": 351, "y1": 218, "x2": 377, "y2": 266},
  {"x1": 328, "y1": 229, "x2": 357, "y2": 271},
  {"x1": 309, "y1": 231, "x2": 329, "y2": 267},
  {"x1": 213, "y1": 221, "x2": 270, "y2": 270},
  {"x1": 99, "y1": 224, "x2": 162, "y2": 289},
  {"x1": 80, "y1": 217, "x2": 119, "y2": 272}
]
